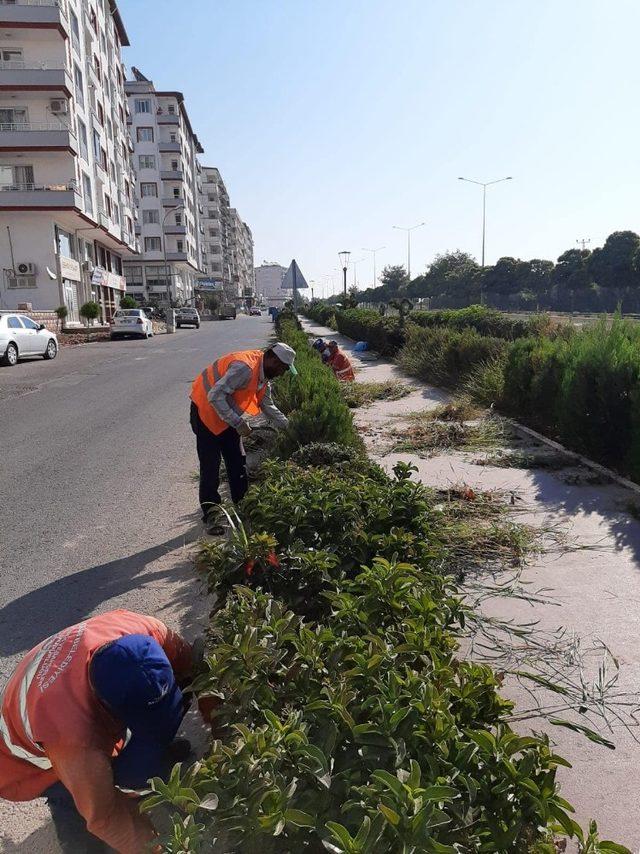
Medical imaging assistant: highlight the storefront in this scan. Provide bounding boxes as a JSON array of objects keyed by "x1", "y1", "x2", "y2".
[
  {"x1": 60, "y1": 255, "x2": 82, "y2": 325},
  {"x1": 91, "y1": 266, "x2": 127, "y2": 323}
]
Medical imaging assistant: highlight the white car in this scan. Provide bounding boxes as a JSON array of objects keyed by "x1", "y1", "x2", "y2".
[
  {"x1": 176, "y1": 307, "x2": 200, "y2": 328},
  {"x1": 110, "y1": 308, "x2": 153, "y2": 340},
  {"x1": 0, "y1": 312, "x2": 58, "y2": 366}
]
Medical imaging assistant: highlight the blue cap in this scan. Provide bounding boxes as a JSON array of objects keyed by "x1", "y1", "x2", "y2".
[{"x1": 90, "y1": 635, "x2": 185, "y2": 744}]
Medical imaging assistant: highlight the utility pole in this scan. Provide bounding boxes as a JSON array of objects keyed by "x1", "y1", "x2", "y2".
[
  {"x1": 362, "y1": 245, "x2": 385, "y2": 289},
  {"x1": 576, "y1": 238, "x2": 591, "y2": 251},
  {"x1": 392, "y1": 223, "x2": 425, "y2": 282}
]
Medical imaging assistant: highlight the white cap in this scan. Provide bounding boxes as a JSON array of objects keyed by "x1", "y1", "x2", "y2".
[{"x1": 272, "y1": 342, "x2": 298, "y2": 375}]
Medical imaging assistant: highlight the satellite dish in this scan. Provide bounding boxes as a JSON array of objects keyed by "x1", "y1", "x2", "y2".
[{"x1": 46, "y1": 267, "x2": 57, "y2": 280}]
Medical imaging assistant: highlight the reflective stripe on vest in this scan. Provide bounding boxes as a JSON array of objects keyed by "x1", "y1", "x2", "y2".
[{"x1": 0, "y1": 642, "x2": 53, "y2": 770}]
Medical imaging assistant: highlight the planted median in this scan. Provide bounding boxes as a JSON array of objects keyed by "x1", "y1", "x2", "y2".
[{"x1": 140, "y1": 311, "x2": 624, "y2": 851}]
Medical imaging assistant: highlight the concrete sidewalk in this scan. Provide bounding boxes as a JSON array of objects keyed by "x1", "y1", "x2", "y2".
[{"x1": 303, "y1": 318, "x2": 640, "y2": 847}]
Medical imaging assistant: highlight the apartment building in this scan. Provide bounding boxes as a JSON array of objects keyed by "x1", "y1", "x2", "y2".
[
  {"x1": 254, "y1": 261, "x2": 288, "y2": 308},
  {"x1": 229, "y1": 208, "x2": 254, "y2": 303},
  {"x1": 0, "y1": 0, "x2": 138, "y2": 323},
  {"x1": 199, "y1": 165, "x2": 230, "y2": 292},
  {"x1": 123, "y1": 69, "x2": 204, "y2": 305}
]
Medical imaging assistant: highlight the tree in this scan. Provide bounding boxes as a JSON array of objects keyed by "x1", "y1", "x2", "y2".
[
  {"x1": 588, "y1": 231, "x2": 640, "y2": 289},
  {"x1": 409, "y1": 251, "x2": 479, "y2": 300},
  {"x1": 119, "y1": 295, "x2": 137, "y2": 309},
  {"x1": 55, "y1": 305, "x2": 68, "y2": 332},
  {"x1": 79, "y1": 301, "x2": 101, "y2": 325},
  {"x1": 380, "y1": 265, "x2": 409, "y2": 296}
]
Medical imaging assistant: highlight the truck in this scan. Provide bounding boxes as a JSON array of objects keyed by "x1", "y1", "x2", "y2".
[{"x1": 218, "y1": 303, "x2": 237, "y2": 320}]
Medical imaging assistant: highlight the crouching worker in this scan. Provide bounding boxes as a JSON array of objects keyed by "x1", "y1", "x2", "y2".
[
  {"x1": 190, "y1": 344, "x2": 297, "y2": 533},
  {"x1": 327, "y1": 340, "x2": 355, "y2": 381},
  {"x1": 0, "y1": 610, "x2": 201, "y2": 854}
]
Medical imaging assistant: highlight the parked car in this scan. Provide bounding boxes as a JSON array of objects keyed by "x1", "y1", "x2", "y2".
[
  {"x1": 249, "y1": 307, "x2": 262, "y2": 316},
  {"x1": 110, "y1": 308, "x2": 153, "y2": 340},
  {"x1": 176, "y1": 307, "x2": 200, "y2": 328},
  {"x1": 0, "y1": 312, "x2": 58, "y2": 366}
]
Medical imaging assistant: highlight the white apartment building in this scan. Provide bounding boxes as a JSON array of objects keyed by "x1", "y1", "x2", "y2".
[
  {"x1": 0, "y1": 0, "x2": 138, "y2": 323},
  {"x1": 229, "y1": 210, "x2": 254, "y2": 303},
  {"x1": 123, "y1": 69, "x2": 204, "y2": 306},
  {"x1": 199, "y1": 165, "x2": 230, "y2": 293},
  {"x1": 255, "y1": 262, "x2": 289, "y2": 308}
]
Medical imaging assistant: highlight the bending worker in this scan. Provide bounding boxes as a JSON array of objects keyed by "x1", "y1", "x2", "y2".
[
  {"x1": 327, "y1": 340, "x2": 355, "y2": 381},
  {"x1": 190, "y1": 343, "x2": 297, "y2": 531},
  {"x1": 0, "y1": 609, "x2": 201, "y2": 853}
]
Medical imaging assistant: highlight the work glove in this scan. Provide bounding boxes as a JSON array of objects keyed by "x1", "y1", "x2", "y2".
[{"x1": 237, "y1": 421, "x2": 252, "y2": 438}]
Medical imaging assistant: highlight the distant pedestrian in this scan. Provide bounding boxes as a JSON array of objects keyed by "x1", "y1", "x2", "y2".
[
  {"x1": 327, "y1": 341, "x2": 355, "y2": 381},
  {"x1": 190, "y1": 344, "x2": 297, "y2": 532}
]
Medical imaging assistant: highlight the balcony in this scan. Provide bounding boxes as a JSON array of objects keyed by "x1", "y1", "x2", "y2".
[
  {"x1": 0, "y1": 62, "x2": 73, "y2": 95},
  {"x1": 166, "y1": 251, "x2": 188, "y2": 261},
  {"x1": 159, "y1": 141, "x2": 181, "y2": 153},
  {"x1": 0, "y1": 181, "x2": 81, "y2": 208},
  {"x1": 0, "y1": 0, "x2": 68, "y2": 36},
  {"x1": 160, "y1": 170, "x2": 183, "y2": 181},
  {"x1": 0, "y1": 121, "x2": 76, "y2": 152},
  {"x1": 157, "y1": 113, "x2": 179, "y2": 125},
  {"x1": 162, "y1": 196, "x2": 182, "y2": 207},
  {"x1": 163, "y1": 224, "x2": 186, "y2": 235}
]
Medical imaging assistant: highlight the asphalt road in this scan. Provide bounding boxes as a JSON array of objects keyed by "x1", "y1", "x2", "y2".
[{"x1": 0, "y1": 315, "x2": 274, "y2": 682}]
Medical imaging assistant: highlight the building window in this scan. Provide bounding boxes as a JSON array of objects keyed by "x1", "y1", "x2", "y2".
[
  {"x1": 97, "y1": 102, "x2": 104, "y2": 126},
  {"x1": 135, "y1": 99, "x2": 151, "y2": 114},
  {"x1": 175, "y1": 213, "x2": 182, "y2": 226},
  {"x1": 173, "y1": 188, "x2": 180, "y2": 198},
  {"x1": 138, "y1": 154, "x2": 156, "y2": 170},
  {"x1": 104, "y1": 195, "x2": 112, "y2": 217},
  {"x1": 74, "y1": 64, "x2": 84, "y2": 108},
  {"x1": 167, "y1": 104, "x2": 175, "y2": 114},
  {"x1": 145, "y1": 237, "x2": 161, "y2": 252},
  {"x1": 100, "y1": 147, "x2": 107, "y2": 171},
  {"x1": 140, "y1": 182, "x2": 158, "y2": 197},
  {"x1": 77, "y1": 119, "x2": 88, "y2": 160},
  {"x1": 70, "y1": 10, "x2": 80, "y2": 52},
  {"x1": 176, "y1": 240, "x2": 183, "y2": 253},
  {"x1": 169, "y1": 132, "x2": 177, "y2": 143},
  {"x1": 89, "y1": 6, "x2": 97, "y2": 33},
  {"x1": 82, "y1": 173, "x2": 93, "y2": 216},
  {"x1": 92, "y1": 128, "x2": 101, "y2": 160},
  {"x1": 208, "y1": 208, "x2": 216, "y2": 218},
  {"x1": 142, "y1": 209, "x2": 159, "y2": 224},
  {"x1": 137, "y1": 126, "x2": 154, "y2": 142},
  {"x1": 171, "y1": 160, "x2": 179, "y2": 171}
]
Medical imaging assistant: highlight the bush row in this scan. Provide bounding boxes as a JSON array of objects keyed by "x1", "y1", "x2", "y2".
[
  {"x1": 152, "y1": 457, "x2": 604, "y2": 851},
  {"x1": 304, "y1": 303, "x2": 640, "y2": 482},
  {"x1": 410, "y1": 305, "x2": 553, "y2": 341},
  {"x1": 146, "y1": 333, "x2": 621, "y2": 850}
]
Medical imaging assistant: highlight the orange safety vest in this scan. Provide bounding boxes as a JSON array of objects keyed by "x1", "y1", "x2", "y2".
[
  {"x1": 329, "y1": 350, "x2": 355, "y2": 382},
  {"x1": 190, "y1": 349, "x2": 267, "y2": 435},
  {"x1": 0, "y1": 610, "x2": 184, "y2": 802}
]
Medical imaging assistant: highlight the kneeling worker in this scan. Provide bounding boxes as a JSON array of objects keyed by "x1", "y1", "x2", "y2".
[
  {"x1": 0, "y1": 610, "x2": 200, "y2": 853},
  {"x1": 190, "y1": 343, "x2": 297, "y2": 531},
  {"x1": 327, "y1": 340, "x2": 355, "y2": 381}
]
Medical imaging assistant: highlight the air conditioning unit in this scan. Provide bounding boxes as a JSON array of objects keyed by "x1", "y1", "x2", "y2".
[
  {"x1": 17, "y1": 262, "x2": 37, "y2": 275},
  {"x1": 17, "y1": 302, "x2": 33, "y2": 311},
  {"x1": 50, "y1": 99, "x2": 69, "y2": 115}
]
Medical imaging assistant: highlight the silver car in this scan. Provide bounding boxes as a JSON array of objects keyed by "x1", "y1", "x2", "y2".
[{"x1": 0, "y1": 312, "x2": 58, "y2": 366}]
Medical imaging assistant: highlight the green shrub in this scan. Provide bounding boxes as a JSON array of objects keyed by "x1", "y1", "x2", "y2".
[
  {"x1": 462, "y1": 355, "x2": 508, "y2": 407},
  {"x1": 398, "y1": 324, "x2": 508, "y2": 388},
  {"x1": 410, "y1": 305, "x2": 548, "y2": 341},
  {"x1": 79, "y1": 301, "x2": 101, "y2": 323},
  {"x1": 305, "y1": 302, "x2": 337, "y2": 328},
  {"x1": 273, "y1": 316, "x2": 360, "y2": 456},
  {"x1": 336, "y1": 308, "x2": 405, "y2": 357}
]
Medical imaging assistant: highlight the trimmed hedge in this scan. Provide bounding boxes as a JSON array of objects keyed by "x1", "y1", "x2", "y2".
[
  {"x1": 335, "y1": 308, "x2": 405, "y2": 357},
  {"x1": 410, "y1": 305, "x2": 552, "y2": 341}
]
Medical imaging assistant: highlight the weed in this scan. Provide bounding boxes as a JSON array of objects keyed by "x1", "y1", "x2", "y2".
[
  {"x1": 341, "y1": 379, "x2": 412, "y2": 408},
  {"x1": 474, "y1": 449, "x2": 569, "y2": 470},
  {"x1": 390, "y1": 415, "x2": 504, "y2": 456}
]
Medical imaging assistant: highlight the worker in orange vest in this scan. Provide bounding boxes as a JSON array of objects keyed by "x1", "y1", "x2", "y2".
[
  {"x1": 190, "y1": 343, "x2": 297, "y2": 532},
  {"x1": 0, "y1": 610, "x2": 202, "y2": 853},
  {"x1": 327, "y1": 341, "x2": 355, "y2": 381}
]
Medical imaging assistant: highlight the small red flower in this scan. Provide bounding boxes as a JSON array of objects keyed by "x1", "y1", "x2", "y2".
[
  {"x1": 266, "y1": 551, "x2": 281, "y2": 570},
  {"x1": 244, "y1": 559, "x2": 255, "y2": 577}
]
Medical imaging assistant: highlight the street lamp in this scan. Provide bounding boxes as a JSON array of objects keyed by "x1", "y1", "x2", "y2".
[
  {"x1": 351, "y1": 257, "x2": 365, "y2": 289},
  {"x1": 362, "y1": 245, "x2": 385, "y2": 289},
  {"x1": 392, "y1": 223, "x2": 425, "y2": 282},
  {"x1": 576, "y1": 238, "x2": 591, "y2": 251},
  {"x1": 338, "y1": 250, "x2": 350, "y2": 296},
  {"x1": 458, "y1": 177, "x2": 512, "y2": 267},
  {"x1": 161, "y1": 202, "x2": 185, "y2": 307}
]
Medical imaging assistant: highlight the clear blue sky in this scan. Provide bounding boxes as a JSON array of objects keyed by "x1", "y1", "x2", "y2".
[{"x1": 120, "y1": 0, "x2": 640, "y2": 296}]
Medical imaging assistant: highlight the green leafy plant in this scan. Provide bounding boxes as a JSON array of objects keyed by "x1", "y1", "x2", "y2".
[{"x1": 79, "y1": 301, "x2": 101, "y2": 324}]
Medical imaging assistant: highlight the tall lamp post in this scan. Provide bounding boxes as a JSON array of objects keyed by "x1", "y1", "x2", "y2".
[
  {"x1": 576, "y1": 238, "x2": 591, "y2": 251},
  {"x1": 161, "y1": 202, "x2": 185, "y2": 307},
  {"x1": 457, "y1": 176, "x2": 512, "y2": 267},
  {"x1": 392, "y1": 222, "x2": 425, "y2": 282},
  {"x1": 362, "y1": 245, "x2": 385, "y2": 289},
  {"x1": 351, "y1": 257, "x2": 365, "y2": 289},
  {"x1": 338, "y1": 251, "x2": 350, "y2": 296}
]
